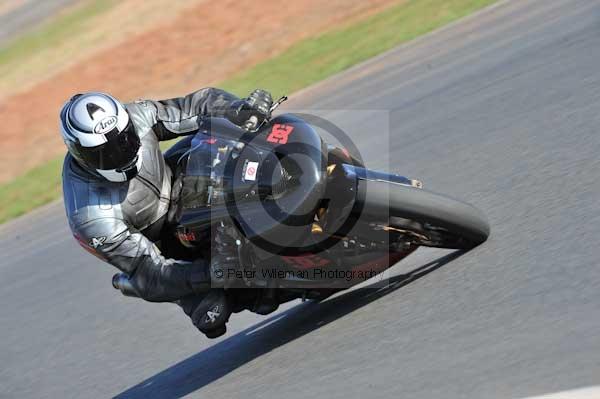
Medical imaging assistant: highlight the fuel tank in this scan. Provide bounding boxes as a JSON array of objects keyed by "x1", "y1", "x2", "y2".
[{"x1": 173, "y1": 114, "x2": 328, "y2": 254}]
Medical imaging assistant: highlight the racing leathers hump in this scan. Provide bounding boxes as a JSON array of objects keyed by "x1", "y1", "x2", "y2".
[{"x1": 62, "y1": 88, "x2": 237, "y2": 301}]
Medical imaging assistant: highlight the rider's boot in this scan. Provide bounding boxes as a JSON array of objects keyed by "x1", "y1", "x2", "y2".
[
  {"x1": 191, "y1": 289, "x2": 232, "y2": 338},
  {"x1": 209, "y1": 221, "x2": 241, "y2": 288},
  {"x1": 183, "y1": 221, "x2": 239, "y2": 338},
  {"x1": 177, "y1": 289, "x2": 232, "y2": 338}
]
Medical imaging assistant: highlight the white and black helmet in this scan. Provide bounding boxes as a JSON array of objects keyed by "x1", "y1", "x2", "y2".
[{"x1": 60, "y1": 92, "x2": 141, "y2": 182}]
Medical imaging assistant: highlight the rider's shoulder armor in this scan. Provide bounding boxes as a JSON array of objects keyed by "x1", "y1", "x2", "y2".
[{"x1": 63, "y1": 103, "x2": 172, "y2": 242}]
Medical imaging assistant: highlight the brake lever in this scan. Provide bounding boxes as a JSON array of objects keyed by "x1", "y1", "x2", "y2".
[{"x1": 269, "y1": 95, "x2": 288, "y2": 113}]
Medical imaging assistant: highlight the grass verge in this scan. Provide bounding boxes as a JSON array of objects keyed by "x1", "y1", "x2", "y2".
[
  {"x1": 0, "y1": 0, "x2": 116, "y2": 66},
  {"x1": 0, "y1": 158, "x2": 64, "y2": 224},
  {"x1": 0, "y1": 0, "x2": 497, "y2": 224},
  {"x1": 221, "y1": 0, "x2": 497, "y2": 97}
]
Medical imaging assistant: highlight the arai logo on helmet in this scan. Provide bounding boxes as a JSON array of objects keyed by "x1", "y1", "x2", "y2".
[{"x1": 93, "y1": 116, "x2": 118, "y2": 134}]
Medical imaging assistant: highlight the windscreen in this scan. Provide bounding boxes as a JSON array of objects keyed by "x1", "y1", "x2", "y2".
[{"x1": 180, "y1": 133, "x2": 236, "y2": 209}]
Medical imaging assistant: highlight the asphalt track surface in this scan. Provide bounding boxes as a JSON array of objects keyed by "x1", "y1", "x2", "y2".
[
  {"x1": 0, "y1": 0, "x2": 80, "y2": 46},
  {"x1": 2, "y1": 0, "x2": 600, "y2": 397}
]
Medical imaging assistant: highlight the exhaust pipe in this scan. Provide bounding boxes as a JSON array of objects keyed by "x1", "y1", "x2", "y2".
[{"x1": 112, "y1": 273, "x2": 141, "y2": 298}]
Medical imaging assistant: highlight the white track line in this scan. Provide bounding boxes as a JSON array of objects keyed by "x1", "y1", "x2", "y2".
[{"x1": 520, "y1": 386, "x2": 600, "y2": 399}]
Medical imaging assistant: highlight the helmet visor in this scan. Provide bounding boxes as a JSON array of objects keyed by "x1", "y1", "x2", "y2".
[{"x1": 75, "y1": 120, "x2": 141, "y2": 171}]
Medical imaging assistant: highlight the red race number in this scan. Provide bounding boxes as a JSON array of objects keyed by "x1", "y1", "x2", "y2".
[{"x1": 267, "y1": 124, "x2": 294, "y2": 144}]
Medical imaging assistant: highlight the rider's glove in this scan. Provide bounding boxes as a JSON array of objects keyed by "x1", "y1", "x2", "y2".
[
  {"x1": 226, "y1": 89, "x2": 273, "y2": 130},
  {"x1": 246, "y1": 89, "x2": 273, "y2": 116}
]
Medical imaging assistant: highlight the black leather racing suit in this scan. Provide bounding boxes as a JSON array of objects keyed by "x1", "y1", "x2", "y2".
[{"x1": 62, "y1": 88, "x2": 239, "y2": 301}]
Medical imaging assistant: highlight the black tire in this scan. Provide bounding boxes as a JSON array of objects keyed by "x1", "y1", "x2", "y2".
[{"x1": 356, "y1": 179, "x2": 490, "y2": 249}]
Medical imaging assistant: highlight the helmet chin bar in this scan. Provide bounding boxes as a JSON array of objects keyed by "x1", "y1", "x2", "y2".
[
  {"x1": 96, "y1": 150, "x2": 143, "y2": 182},
  {"x1": 96, "y1": 168, "x2": 130, "y2": 182}
]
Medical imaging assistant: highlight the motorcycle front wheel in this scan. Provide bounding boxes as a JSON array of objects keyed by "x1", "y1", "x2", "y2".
[{"x1": 355, "y1": 179, "x2": 490, "y2": 249}]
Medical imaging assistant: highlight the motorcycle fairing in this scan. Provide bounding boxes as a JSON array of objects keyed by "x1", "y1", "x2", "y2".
[{"x1": 174, "y1": 114, "x2": 328, "y2": 252}]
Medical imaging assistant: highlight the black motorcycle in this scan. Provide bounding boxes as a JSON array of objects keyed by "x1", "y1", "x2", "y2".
[{"x1": 114, "y1": 99, "x2": 489, "y2": 324}]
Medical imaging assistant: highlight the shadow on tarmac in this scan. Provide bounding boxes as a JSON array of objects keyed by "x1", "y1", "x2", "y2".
[{"x1": 116, "y1": 250, "x2": 464, "y2": 398}]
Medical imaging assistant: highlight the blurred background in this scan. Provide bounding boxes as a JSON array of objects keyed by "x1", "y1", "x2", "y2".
[
  {"x1": 7, "y1": 1, "x2": 600, "y2": 398},
  {"x1": 0, "y1": 0, "x2": 493, "y2": 224}
]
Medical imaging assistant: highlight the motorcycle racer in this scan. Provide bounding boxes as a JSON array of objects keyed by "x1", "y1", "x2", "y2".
[{"x1": 60, "y1": 88, "x2": 273, "y2": 338}]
